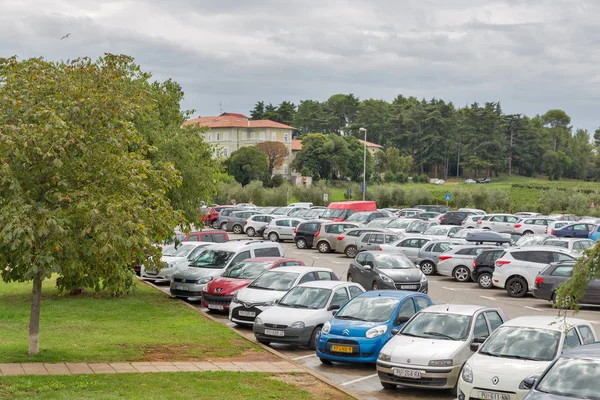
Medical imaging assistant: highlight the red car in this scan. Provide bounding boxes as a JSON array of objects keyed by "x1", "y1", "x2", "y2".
[
  {"x1": 202, "y1": 205, "x2": 236, "y2": 229},
  {"x1": 183, "y1": 230, "x2": 229, "y2": 243},
  {"x1": 202, "y1": 257, "x2": 305, "y2": 311}
]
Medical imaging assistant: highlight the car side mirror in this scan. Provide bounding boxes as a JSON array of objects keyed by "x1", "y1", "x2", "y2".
[
  {"x1": 448, "y1": 233, "x2": 455, "y2": 238},
  {"x1": 470, "y1": 342, "x2": 480, "y2": 352},
  {"x1": 521, "y1": 377, "x2": 536, "y2": 389},
  {"x1": 391, "y1": 328, "x2": 399, "y2": 335},
  {"x1": 473, "y1": 336, "x2": 487, "y2": 344},
  {"x1": 328, "y1": 304, "x2": 341, "y2": 311},
  {"x1": 396, "y1": 316, "x2": 410, "y2": 325}
]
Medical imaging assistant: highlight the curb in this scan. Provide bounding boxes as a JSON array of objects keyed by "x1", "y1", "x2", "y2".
[{"x1": 139, "y1": 278, "x2": 361, "y2": 399}]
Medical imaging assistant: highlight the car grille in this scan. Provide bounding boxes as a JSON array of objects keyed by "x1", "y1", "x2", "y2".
[
  {"x1": 231, "y1": 306, "x2": 262, "y2": 321},
  {"x1": 173, "y1": 277, "x2": 194, "y2": 283},
  {"x1": 264, "y1": 323, "x2": 288, "y2": 329},
  {"x1": 202, "y1": 293, "x2": 233, "y2": 306},
  {"x1": 378, "y1": 371, "x2": 447, "y2": 387},
  {"x1": 170, "y1": 288, "x2": 202, "y2": 297}
]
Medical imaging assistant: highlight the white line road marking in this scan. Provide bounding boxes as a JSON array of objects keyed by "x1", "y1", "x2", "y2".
[
  {"x1": 341, "y1": 374, "x2": 379, "y2": 386},
  {"x1": 442, "y1": 286, "x2": 476, "y2": 291},
  {"x1": 524, "y1": 306, "x2": 546, "y2": 312},
  {"x1": 480, "y1": 296, "x2": 497, "y2": 301},
  {"x1": 442, "y1": 287, "x2": 456, "y2": 291},
  {"x1": 292, "y1": 354, "x2": 317, "y2": 361},
  {"x1": 312, "y1": 256, "x2": 321, "y2": 259},
  {"x1": 331, "y1": 261, "x2": 342, "y2": 264}
]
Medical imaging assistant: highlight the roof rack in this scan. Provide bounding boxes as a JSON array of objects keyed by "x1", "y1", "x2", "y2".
[{"x1": 464, "y1": 231, "x2": 512, "y2": 244}]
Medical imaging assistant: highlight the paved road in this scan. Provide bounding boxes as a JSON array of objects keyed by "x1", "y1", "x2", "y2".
[{"x1": 155, "y1": 233, "x2": 600, "y2": 400}]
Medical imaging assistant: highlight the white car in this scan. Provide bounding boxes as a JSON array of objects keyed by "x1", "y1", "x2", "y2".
[
  {"x1": 542, "y1": 237, "x2": 595, "y2": 254},
  {"x1": 229, "y1": 267, "x2": 338, "y2": 326},
  {"x1": 513, "y1": 218, "x2": 555, "y2": 235},
  {"x1": 464, "y1": 179, "x2": 476, "y2": 184},
  {"x1": 420, "y1": 225, "x2": 464, "y2": 239},
  {"x1": 477, "y1": 214, "x2": 520, "y2": 233},
  {"x1": 458, "y1": 316, "x2": 597, "y2": 400},
  {"x1": 461, "y1": 215, "x2": 486, "y2": 229},
  {"x1": 377, "y1": 304, "x2": 508, "y2": 394},
  {"x1": 243, "y1": 214, "x2": 274, "y2": 237},
  {"x1": 436, "y1": 245, "x2": 502, "y2": 282},
  {"x1": 543, "y1": 220, "x2": 572, "y2": 234},
  {"x1": 379, "y1": 236, "x2": 432, "y2": 262},
  {"x1": 433, "y1": 179, "x2": 445, "y2": 185},
  {"x1": 492, "y1": 246, "x2": 578, "y2": 297},
  {"x1": 385, "y1": 218, "x2": 430, "y2": 235},
  {"x1": 141, "y1": 242, "x2": 212, "y2": 283},
  {"x1": 253, "y1": 281, "x2": 365, "y2": 349},
  {"x1": 458, "y1": 208, "x2": 486, "y2": 215}
]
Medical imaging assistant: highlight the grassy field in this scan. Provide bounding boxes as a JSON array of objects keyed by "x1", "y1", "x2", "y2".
[
  {"x1": 0, "y1": 279, "x2": 258, "y2": 363},
  {"x1": 0, "y1": 372, "x2": 350, "y2": 400}
]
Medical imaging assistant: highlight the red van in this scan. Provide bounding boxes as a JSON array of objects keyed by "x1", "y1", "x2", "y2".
[{"x1": 320, "y1": 201, "x2": 377, "y2": 222}]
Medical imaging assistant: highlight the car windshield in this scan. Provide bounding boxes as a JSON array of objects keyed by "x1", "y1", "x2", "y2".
[
  {"x1": 248, "y1": 271, "x2": 299, "y2": 291},
  {"x1": 186, "y1": 245, "x2": 209, "y2": 260},
  {"x1": 374, "y1": 254, "x2": 415, "y2": 269},
  {"x1": 401, "y1": 312, "x2": 471, "y2": 340},
  {"x1": 387, "y1": 219, "x2": 411, "y2": 229},
  {"x1": 304, "y1": 209, "x2": 322, "y2": 218},
  {"x1": 479, "y1": 326, "x2": 561, "y2": 361},
  {"x1": 190, "y1": 250, "x2": 234, "y2": 269},
  {"x1": 273, "y1": 208, "x2": 291, "y2": 215},
  {"x1": 544, "y1": 240, "x2": 569, "y2": 248},
  {"x1": 162, "y1": 244, "x2": 196, "y2": 257},
  {"x1": 222, "y1": 262, "x2": 272, "y2": 279},
  {"x1": 369, "y1": 219, "x2": 391, "y2": 228},
  {"x1": 536, "y1": 357, "x2": 600, "y2": 398},
  {"x1": 346, "y1": 213, "x2": 369, "y2": 222},
  {"x1": 335, "y1": 297, "x2": 399, "y2": 322},
  {"x1": 516, "y1": 236, "x2": 548, "y2": 246},
  {"x1": 278, "y1": 287, "x2": 331, "y2": 309},
  {"x1": 423, "y1": 226, "x2": 449, "y2": 236},
  {"x1": 321, "y1": 209, "x2": 351, "y2": 219}
]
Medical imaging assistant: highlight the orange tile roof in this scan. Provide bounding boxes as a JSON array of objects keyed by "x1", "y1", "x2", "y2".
[
  {"x1": 359, "y1": 139, "x2": 383, "y2": 149},
  {"x1": 291, "y1": 139, "x2": 303, "y2": 151},
  {"x1": 183, "y1": 115, "x2": 295, "y2": 130},
  {"x1": 220, "y1": 112, "x2": 248, "y2": 119}
]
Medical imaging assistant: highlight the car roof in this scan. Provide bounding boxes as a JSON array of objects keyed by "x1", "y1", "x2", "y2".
[
  {"x1": 187, "y1": 230, "x2": 227, "y2": 234},
  {"x1": 242, "y1": 257, "x2": 301, "y2": 263},
  {"x1": 500, "y1": 315, "x2": 590, "y2": 330},
  {"x1": 356, "y1": 290, "x2": 426, "y2": 299},
  {"x1": 545, "y1": 238, "x2": 592, "y2": 242},
  {"x1": 296, "y1": 280, "x2": 355, "y2": 289},
  {"x1": 349, "y1": 227, "x2": 386, "y2": 232},
  {"x1": 420, "y1": 304, "x2": 491, "y2": 315},
  {"x1": 507, "y1": 246, "x2": 575, "y2": 253},
  {"x1": 205, "y1": 240, "x2": 280, "y2": 251},
  {"x1": 446, "y1": 244, "x2": 503, "y2": 251},
  {"x1": 270, "y1": 217, "x2": 303, "y2": 221},
  {"x1": 562, "y1": 343, "x2": 600, "y2": 358},
  {"x1": 264, "y1": 266, "x2": 332, "y2": 273}
]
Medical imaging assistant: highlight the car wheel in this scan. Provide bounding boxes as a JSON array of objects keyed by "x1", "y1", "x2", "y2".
[
  {"x1": 317, "y1": 241, "x2": 330, "y2": 253},
  {"x1": 523, "y1": 230, "x2": 533, "y2": 235},
  {"x1": 453, "y1": 266, "x2": 471, "y2": 282},
  {"x1": 296, "y1": 237, "x2": 307, "y2": 249},
  {"x1": 257, "y1": 340, "x2": 271, "y2": 346},
  {"x1": 268, "y1": 232, "x2": 279, "y2": 242},
  {"x1": 478, "y1": 272, "x2": 493, "y2": 289},
  {"x1": 372, "y1": 282, "x2": 380, "y2": 290},
  {"x1": 551, "y1": 292, "x2": 572, "y2": 309},
  {"x1": 211, "y1": 220, "x2": 219, "y2": 229},
  {"x1": 246, "y1": 227, "x2": 256, "y2": 237},
  {"x1": 320, "y1": 358, "x2": 333, "y2": 365},
  {"x1": 345, "y1": 245, "x2": 358, "y2": 258},
  {"x1": 482, "y1": 227, "x2": 491, "y2": 230},
  {"x1": 420, "y1": 261, "x2": 435, "y2": 275},
  {"x1": 309, "y1": 326, "x2": 321, "y2": 350},
  {"x1": 506, "y1": 276, "x2": 528, "y2": 298},
  {"x1": 219, "y1": 222, "x2": 227, "y2": 230},
  {"x1": 381, "y1": 382, "x2": 396, "y2": 390},
  {"x1": 347, "y1": 274, "x2": 354, "y2": 282},
  {"x1": 233, "y1": 225, "x2": 243, "y2": 234}
]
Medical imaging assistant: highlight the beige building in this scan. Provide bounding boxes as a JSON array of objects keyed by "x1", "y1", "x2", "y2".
[{"x1": 183, "y1": 112, "x2": 296, "y2": 175}]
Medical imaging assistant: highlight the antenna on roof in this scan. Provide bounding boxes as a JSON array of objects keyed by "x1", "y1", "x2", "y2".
[
  {"x1": 311, "y1": 259, "x2": 315, "y2": 266},
  {"x1": 447, "y1": 292, "x2": 457, "y2": 311},
  {"x1": 219, "y1": 102, "x2": 223, "y2": 114}
]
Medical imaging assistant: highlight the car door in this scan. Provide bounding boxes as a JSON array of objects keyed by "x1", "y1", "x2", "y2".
[
  {"x1": 366, "y1": 233, "x2": 386, "y2": 251},
  {"x1": 396, "y1": 239, "x2": 420, "y2": 261},
  {"x1": 329, "y1": 287, "x2": 350, "y2": 310},
  {"x1": 357, "y1": 233, "x2": 372, "y2": 252},
  {"x1": 229, "y1": 250, "x2": 251, "y2": 268},
  {"x1": 484, "y1": 310, "x2": 505, "y2": 333},
  {"x1": 394, "y1": 298, "x2": 417, "y2": 328},
  {"x1": 362, "y1": 253, "x2": 378, "y2": 287},
  {"x1": 288, "y1": 219, "x2": 302, "y2": 238},
  {"x1": 504, "y1": 216, "x2": 519, "y2": 232},
  {"x1": 572, "y1": 224, "x2": 589, "y2": 238},
  {"x1": 562, "y1": 327, "x2": 583, "y2": 351},
  {"x1": 273, "y1": 219, "x2": 290, "y2": 238},
  {"x1": 472, "y1": 313, "x2": 490, "y2": 342},
  {"x1": 577, "y1": 325, "x2": 596, "y2": 345}
]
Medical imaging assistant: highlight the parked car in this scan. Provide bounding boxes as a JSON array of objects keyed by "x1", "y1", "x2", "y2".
[
  {"x1": 228, "y1": 266, "x2": 338, "y2": 326},
  {"x1": 420, "y1": 225, "x2": 464, "y2": 239},
  {"x1": 436, "y1": 245, "x2": 503, "y2": 282},
  {"x1": 492, "y1": 247, "x2": 579, "y2": 297},
  {"x1": 414, "y1": 205, "x2": 450, "y2": 213},
  {"x1": 522, "y1": 342, "x2": 600, "y2": 399},
  {"x1": 170, "y1": 241, "x2": 283, "y2": 300},
  {"x1": 335, "y1": 227, "x2": 387, "y2": 258},
  {"x1": 184, "y1": 230, "x2": 229, "y2": 243},
  {"x1": 544, "y1": 220, "x2": 572, "y2": 234},
  {"x1": 216, "y1": 207, "x2": 242, "y2": 230},
  {"x1": 464, "y1": 179, "x2": 476, "y2": 184},
  {"x1": 271, "y1": 207, "x2": 295, "y2": 217},
  {"x1": 542, "y1": 237, "x2": 595, "y2": 254},
  {"x1": 458, "y1": 316, "x2": 597, "y2": 400},
  {"x1": 253, "y1": 281, "x2": 365, "y2": 348},
  {"x1": 379, "y1": 236, "x2": 432, "y2": 262},
  {"x1": 396, "y1": 208, "x2": 425, "y2": 217},
  {"x1": 355, "y1": 231, "x2": 401, "y2": 253},
  {"x1": 385, "y1": 218, "x2": 431, "y2": 235},
  {"x1": 263, "y1": 217, "x2": 303, "y2": 242},
  {"x1": 203, "y1": 205, "x2": 237, "y2": 229},
  {"x1": 412, "y1": 211, "x2": 442, "y2": 221},
  {"x1": 551, "y1": 222, "x2": 595, "y2": 238},
  {"x1": 461, "y1": 215, "x2": 486, "y2": 229},
  {"x1": 288, "y1": 202, "x2": 313, "y2": 208},
  {"x1": 477, "y1": 214, "x2": 520, "y2": 232},
  {"x1": 226, "y1": 210, "x2": 262, "y2": 234},
  {"x1": 298, "y1": 208, "x2": 324, "y2": 219},
  {"x1": 471, "y1": 249, "x2": 505, "y2": 289},
  {"x1": 514, "y1": 212, "x2": 542, "y2": 218},
  {"x1": 293, "y1": 219, "x2": 327, "y2": 249},
  {"x1": 548, "y1": 214, "x2": 579, "y2": 222},
  {"x1": 377, "y1": 304, "x2": 508, "y2": 394},
  {"x1": 344, "y1": 211, "x2": 389, "y2": 225},
  {"x1": 590, "y1": 224, "x2": 600, "y2": 242},
  {"x1": 314, "y1": 222, "x2": 360, "y2": 253},
  {"x1": 477, "y1": 177, "x2": 491, "y2": 183},
  {"x1": 316, "y1": 291, "x2": 432, "y2": 364},
  {"x1": 320, "y1": 201, "x2": 377, "y2": 222},
  {"x1": 533, "y1": 261, "x2": 600, "y2": 306},
  {"x1": 366, "y1": 218, "x2": 396, "y2": 228},
  {"x1": 201, "y1": 257, "x2": 304, "y2": 312},
  {"x1": 347, "y1": 251, "x2": 428, "y2": 292},
  {"x1": 512, "y1": 218, "x2": 555, "y2": 235},
  {"x1": 514, "y1": 234, "x2": 555, "y2": 247},
  {"x1": 243, "y1": 214, "x2": 274, "y2": 237},
  {"x1": 236, "y1": 203, "x2": 258, "y2": 209},
  {"x1": 141, "y1": 242, "x2": 214, "y2": 283},
  {"x1": 440, "y1": 211, "x2": 475, "y2": 226},
  {"x1": 415, "y1": 239, "x2": 465, "y2": 275},
  {"x1": 458, "y1": 208, "x2": 486, "y2": 215}
]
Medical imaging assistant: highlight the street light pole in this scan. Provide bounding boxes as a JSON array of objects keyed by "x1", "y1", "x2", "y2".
[{"x1": 359, "y1": 128, "x2": 367, "y2": 201}]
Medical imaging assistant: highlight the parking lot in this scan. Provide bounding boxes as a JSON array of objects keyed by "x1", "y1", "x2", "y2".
[{"x1": 154, "y1": 233, "x2": 600, "y2": 400}]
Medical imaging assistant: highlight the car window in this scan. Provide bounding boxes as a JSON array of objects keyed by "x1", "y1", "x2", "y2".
[
  {"x1": 384, "y1": 235, "x2": 398, "y2": 243},
  {"x1": 363, "y1": 254, "x2": 375, "y2": 268},
  {"x1": 186, "y1": 235, "x2": 199, "y2": 242},
  {"x1": 397, "y1": 299, "x2": 416, "y2": 320},
  {"x1": 290, "y1": 219, "x2": 301, "y2": 227},
  {"x1": 526, "y1": 251, "x2": 552, "y2": 264},
  {"x1": 348, "y1": 286, "x2": 364, "y2": 298},
  {"x1": 491, "y1": 216, "x2": 504, "y2": 222},
  {"x1": 485, "y1": 311, "x2": 504, "y2": 331},
  {"x1": 399, "y1": 239, "x2": 416, "y2": 248},
  {"x1": 355, "y1": 252, "x2": 367, "y2": 265},
  {"x1": 578, "y1": 325, "x2": 596, "y2": 345},
  {"x1": 473, "y1": 314, "x2": 490, "y2": 339},
  {"x1": 506, "y1": 216, "x2": 518, "y2": 223},
  {"x1": 360, "y1": 233, "x2": 371, "y2": 243},
  {"x1": 456, "y1": 248, "x2": 473, "y2": 255},
  {"x1": 433, "y1": 242, "x2": 451, "y2": 252},
  {"x1": 281, "y1": 261, "x2": 301, "y2": 267},
  {"x1": 423, "y1": 243, "x2": 435, "y2": 252},
  {"x1": 415, "y1": 297, "x2": 430, "y2": 311},
  {"x1": 563, "y1": 328, "x2": 581, "y2": 350},
  {"x1": 370, "y1": 234, "x2": 385, "y2": 244},
  {"x1": 573, "y1": 224, "x2": 586, "y2": 231},
  {"x1": 212, "y1": 233, "x2": 227, "y2": 243},
  {"x1": 524, "y1": 219, "x2": 534, "y2": 224},
  {"x1": 449, "y1": 227, "x2": 462, "y2": 235},
  {"x1": 346, "y1": 230, "x2": 360, "y2": 237},
  {"x1": 231, "y1": 251, "x2": 251, "y2": 265},
  {"x1": 299, "y1": 272, "x2": 316, "y2": 284},
  {"x1": 485, "y1": 251, "x2": 503, "y2": 264},
  {"x1": 276, "y1": 220, "x2": 290, "y2": 227},
  {"x1": 316, "y1": 271, "x2": 333, "y2": 280},
  {"x1": 254, "y1": 247, "x2": 281, "y2": 257},
  {"x1": 580, "y1": 240, "x2": 594, "y2": 249},
  {"x1": 330, "y1": 288, "x2": 349, "y2": 308},
  {"x1": 553, "y1": 252, "x2": 576, "y2": 262},
  {"x1": 551, "y1": 265, "x2": 574, "y2": 276}
]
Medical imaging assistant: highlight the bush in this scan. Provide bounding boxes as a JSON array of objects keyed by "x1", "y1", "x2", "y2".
[
  {"x1": 372, "y1": 186, "x2": 393, "y2": 208},
  {"x1": 384, "y1": 172, "x2": 396, "y2": 184},
  {"x1": 270, "y1": 175, "x2": 285, "y2": 188},
  {"x1": 395, "y1": 173, "x2": 408, "y2": 183},
  {"x1": 292, "y1": 181, "x2": 332, "y2": 206},
  {"x1": 405, "y1": 187, "x2": 432, "y2": 206},
  {"x1": 390, "y1": 185, "x2": 406, "y2": 207},
  {"x1": 451, "y1": 188, "x2": 473, "y2": 209}
]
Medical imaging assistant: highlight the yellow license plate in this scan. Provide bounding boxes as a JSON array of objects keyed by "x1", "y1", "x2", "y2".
[{"x1": 331, "y1": 345, "x2": 353, "y2": 353}]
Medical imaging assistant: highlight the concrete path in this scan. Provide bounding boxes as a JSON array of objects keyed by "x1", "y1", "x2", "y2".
[{"x1": 0, "y1": 361, "x2": 305, "y2": 376}]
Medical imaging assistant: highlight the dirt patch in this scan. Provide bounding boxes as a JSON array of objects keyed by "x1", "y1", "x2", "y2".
[
  {"x1": 119, "y1": 344, "x2": 276, "y2": 363},
  {"x1": 203, "y1": 349, "x2": 280, "y2": 363},
  {"x1": 270, "y1": 374, "x2": 354, "y2": 400}
]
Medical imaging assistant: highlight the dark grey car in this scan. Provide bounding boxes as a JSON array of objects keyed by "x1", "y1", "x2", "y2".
[
  {"x1": 347, "y1": 251, "x2": 428, "y2": 293},
  {"x1": 217, "y1": 207, "x2": 242, "y2": 230},
  {"x1": 226, "y1": 210, "x2": 261, "y2": 234},
  {"x1": 533, "y1": 261, "x2": 600, "y2": 305}
]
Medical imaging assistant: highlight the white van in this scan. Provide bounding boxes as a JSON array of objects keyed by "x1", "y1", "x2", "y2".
[{"x1": 288, "y1": 202, "x2": 313, "y2": 209}]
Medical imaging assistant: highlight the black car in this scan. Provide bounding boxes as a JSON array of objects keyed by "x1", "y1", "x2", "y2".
[
  {"x1": 477, "y1": 177, "x2": 491, "y2": 184},
  {"x1": 522, "y1": 343, "x2": 600, "y2": 399},
  {"x1": 533, "y1": 261, "x2": 600, "y2": 306},
  {"x1": 440, "y1": 211, "x2": 474, "y2": 226},
  {"x1": 413, "y1": 204, "x2": 450, "y2": 213},
  {"x1": 294, "y1": 219, "x2": 326, "y2": 249},
  {"x1": 470, "y1": 249, "x2": 504, "y2": 289}
]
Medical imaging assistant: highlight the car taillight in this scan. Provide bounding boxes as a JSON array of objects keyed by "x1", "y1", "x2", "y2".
[
  {"x1": 337, "y1": 235, "x2": 345, "y2": 241},
  {"x1": 378, "y1": 247, "x2": 383, "y2": 251},
  {"x1": 477, "y1": 220, "x2": 482, "y2": 225},
  {"x1": 294, "y1": 227, "x2": 298, "y2": 234},
  {"x1": 535, "y1": 276, "x2": 544, "y2": 286},
  {"x1": 495, "y1": 260, "x2": 511, "y2": 267},
  {"x1": 544, "y1": 228, "x2": 548, "y2": 234},
  {"x1": 439, "y1": 255, "x2": 452, "y2": 261},
  {"x1": 473, "y1": 260, "x2": 477, "y2": 269},
  {"x1": 314, "y1": 231, "x2": 320, "y2": 238},
  {"x1": 228, "y1": 218, "x2": 231, "y2": 222},
  {"x1": 245, "y1": 221, "x2": 248, "y2": 224},
  {"x1": 551, "y1": 230, "x2": 556, "y2": 235},
  {"x1": 440, "y1": 217, "x2": 445, "y2": 222},
  {"x1": 514, "y1": 224, "x2": 522, "y2": 228}
]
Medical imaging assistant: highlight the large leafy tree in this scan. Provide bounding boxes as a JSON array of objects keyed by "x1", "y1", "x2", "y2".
[
  {"x1": 0, "y1": 55, "x2": 183, "y2": 355},
  {"x1": 226, "y1": 146, "x2": 269, "y2": 185},
  {"x1": 256, "y1": 141, "x2": 290, "y2": 175}
]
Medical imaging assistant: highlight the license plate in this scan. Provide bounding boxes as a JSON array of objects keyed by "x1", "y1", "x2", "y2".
[
  {"x1": 208, "y1": 304, "x2": 224, "y2": 310},
  {"x1": 238, "y1": 311, "x2": 256, "y2": 317},
  {"x1": 392, "y1": 368, "x2": 422, "y2": 379},
  {"x1": 175, "y1": 285, "x2": 188, "y2": 291},
  {"x1": 331, "y1": 345, "x2": 353, "y2": 353},
  {"x1": 400, "y1": 285, "x2": 418, "y2": 290},
  {"x1": 477, "y1": 391, "x2": 510, "y2": 400},
  {"x1": 264, "y1": 329, "x2": 284, "y2": 337}
]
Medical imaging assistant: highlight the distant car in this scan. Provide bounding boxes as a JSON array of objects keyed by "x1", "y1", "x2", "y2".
[
  {"x1": 355, "y1": 231, "x2": 401, "y2": 253},
  {"x1": 477, "y1": 177, "x2": 491, "y2": 184},
  {"x1": 420, "y1": 225, "x2": 464, "y2": 239},
  {"x1": 288, "y1": 202, "x2": 313, "y2": 208},
  {"x1": 216, "y1": 207, "x2": 243, "y2": 230},
  {"x1": 335, "y1": 227, "x2": 387, "y2": 258},
  {"x1": 590, "y1": 225, "x2": 600, "y2": 242},
  {"x1": 294, "y1": 219, "x2": 327, "y2": 249},
  {"x1": 412, "y1": 211, "x2": 442, "y2": 221},
  {"x1": 470, "y1": 249, "x2": 505, "y2": 289},
  {"x1": 226, "y1": 210, "x2": 261, "y2": 233},
  {"x1": 514, "y1": 212, "x2": 542, "y2": 218},
  {"x1": 436, "y1": 245, "x2": 503, "y2": 282},
  {"x1": 396, "y1": 208, "x2": 424, "y2": 217},
  {"x1": 413, "y1": 205, "x2": 450, "y2": 214},
  {"x1": 514, "y1": 234, "x2": 556, "y2": 247},
  {"x1": 533, "y1": 261, "x2": 600, "y2": 306},
  {"x1": 316, "y1": 291, "x2": 433, "y2": 364},
  {"x1": 385, "y1": 218, "x2": 430, "y2": 235},
  {"x1": 458, "y1": 208, "x2": 486, "y2": 215},
  {"x1": 263, "y1": 217, "x2": 303, "y2": 242},
  {"x1": 243, "y1": 214, "x2": 274, "y2": 237},
  {"x1": 542, "y1": 237, "x2": 595, "y2": 254},
  {"x1": 551, "y1": 222, "x2": 595, "y2": 238},
  {"x1": 440, "y1": 211, "x2": 475, "y2": 226},
  {"x1": 464, "y1": 179, "x2": 476, "y2": 184},
  {"x1": 512, "y1": 218, "x2": 555, "y2": 235},
  {"x1": 544, "y1": 220, "x2": 572, "y2": 234},
  {"x1": 141, "y1": 242, "x2": 214, "y2": 283},
  {"x1": 314, "y1": 222, "x2": 360, "y2": 253},
  {"x1": 347, "y1": 251, "x2": 428, "y2": 292},
  {"x1": 548, "y1": 214, "x2": 579, "y2": 222},
  {"x1": 460, "y1": 215, "x2": 485, "y2": 229},
  {"x1": 379, "y1": 236, "x2": 432, "y2": 263},
  {"x1": 433, "y1": 179, "x2": 445, "y2": 185},
  {"x1": 415, "y1": 239, "x2": 465, "y2": 275},
  {"x1": 184, "y1": 230, "x2": 229, "y2": 243},
  {"x1": 366, "y1": 218, "x2": 396, "y2": 228},
  {"x1": 477, "y1": 214, "x2": 520, "y2": 233}
]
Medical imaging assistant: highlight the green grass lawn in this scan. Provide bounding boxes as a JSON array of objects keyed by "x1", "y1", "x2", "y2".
[
  {"x1": 0, "y1": 372, "x2": 347, "y2": 400},
  {"x1": 0, "y1": 279, "x2": 258, "y2": 363}
]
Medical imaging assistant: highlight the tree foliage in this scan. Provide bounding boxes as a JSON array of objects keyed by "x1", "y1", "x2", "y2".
[
  {"x1": 256, "y1": 141, "x2": 290, "y2": 175},
  {"x1": 226, "y1": 146, "x2": 269, "y2": 185}
]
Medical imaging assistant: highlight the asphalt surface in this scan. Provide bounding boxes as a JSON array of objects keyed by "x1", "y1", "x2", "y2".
[{"x1": 153, "y1": 233, "x2": 600, "y2": 400}]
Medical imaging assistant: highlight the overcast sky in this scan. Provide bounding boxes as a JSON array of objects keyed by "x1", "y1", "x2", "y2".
[{"x1": 2, "y1": 0, "x2": 599, "y2": 132}]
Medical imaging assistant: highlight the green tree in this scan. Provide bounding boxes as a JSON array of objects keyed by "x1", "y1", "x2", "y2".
[
  {"x1": 226, "y1": 146, "x2": 269, "y2": 185},
  {"x1": 594, "y1": 128, "x2": 600, "y2": 147},
  {"x1": 294, "y1": 100, "x2": 328, "y2": 135},
  {"x1": 542, "y1": 109, "x2": 571, "y2": 152},
  {"x1": 292, "y1": 133, "x2": 351, "y2": 180},
  {"x1": 276, "y1": 101, "x2": 296, "y2": 126},
  {"x1": 250, "y1": 101, "x2": 265, "y2": 119},
  {"x1": 0, "y1": 55, "x2": 183, "y2": 355}
]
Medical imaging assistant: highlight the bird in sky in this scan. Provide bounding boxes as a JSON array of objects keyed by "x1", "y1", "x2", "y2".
[{"x1": 60, "y1": 33, "x2": 71, "y2": 40}]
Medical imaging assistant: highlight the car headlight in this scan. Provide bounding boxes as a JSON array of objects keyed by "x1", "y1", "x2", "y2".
[
  {"x1": 255, "y1": 317, "x2": 263, "y2": 325},
  {"x1": 264, "y1": 299, "x2": 278, "y2": 307},
  {"x1": 290, "y1": 321, "x2": 305, "y2": 329},
  {"x1": 519, "y1": 373, "x2": 540, "y2": 390},
  {"x1": 366, "y1": 325, "x2": 388, "y2": 339},
  {"x1": 195, "y1": 276, "x2": 213, "y2": 284},
  {"x1": 231, "y1": 293, "x2": 239, "y2": 303},
  {"x1": 461, "y1": 363, "x2": 473, "y2": 383},
  {"x1": 429, "y1": 359, "x2": 453, "y2": 367},
  {"x1": 322, "y1": 321, "x2": 331, "y2": 335},
  {"x1": 420, "y1": 272, "x2": 427, "y2": 282},
  {"x1": 378, "y1": 352, "x2": 391, "y2": 362},
  {"x1": 379, "y1": 274, "x2": 394, "y2": 284}
]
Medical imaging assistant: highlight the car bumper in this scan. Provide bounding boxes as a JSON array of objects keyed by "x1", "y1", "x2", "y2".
[
  {"x1": 253, "y1": 324, "x2": 314, "y2": 346},
  {"x1": 377, "y1": 361, "x2": 461, "y2": 390},
  {"x1": 229, "y1": 301, "x2": 268, "y2": 325},
  {"x1": 458, "y1": 377, "x2": 524, "y2": 400},
  {"x1": 202, "y1": 292, "x2": 234, "y2": 311},
  {"x1": 316, "y1": 333, "x2": 385, "y2": 363},
  {"x1": 169, "y1": 282, "x2": 207, "y2": 298},
  {"x1": 379, "y1": 280, "x2": 428, "y2": 293},
  {"x1": 435, "y1": 263, "x2": 454, "y2": 277},
  {"x1": 532, "y1": 287, "x2": 553, "y2": 301}
]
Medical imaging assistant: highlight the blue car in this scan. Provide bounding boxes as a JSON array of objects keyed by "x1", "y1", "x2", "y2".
[
  {"x1": 316, "y1": 291, "x2": 432, "y2": 364},
  {"x1": 552, "y1": 222, "x2": 595, "y2": 238},
  {"x1": 590, "y1": 225, "x2": 600, "y2": 242}
]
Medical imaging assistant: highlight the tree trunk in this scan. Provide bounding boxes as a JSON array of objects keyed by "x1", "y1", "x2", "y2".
[{"x1": 28, "y1": 272, "x2": 43, "y2": 355}]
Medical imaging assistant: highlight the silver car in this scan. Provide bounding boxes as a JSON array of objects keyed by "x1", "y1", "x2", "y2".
[
  {"x1": 386, "y1": 218, "x2": 430, "y2": 235},
  {"x1": 356, "y1": 231, "x2": 402, "y2": 252},
  {"x1": 513, "y1": 217, "x2": 555, "y2": 235},
  {"x1": 263, "y1": 217, "x2": 303, "y2": 242},
  {"x1": 477, "y1": 214, "x2": 520, "y2": 232},
  {"x1": 461, "y1": 215, "x2": 485, "y2": 229},
  {"x1": 314, "y1": 222, "x2": 360, "y2": 253},
  {"x1": 542, "y1": 237, "x2": 595, "y2": 254},
  {"x1": 420, "y1": 225, "x2": 464, "y2": 239},
  {"x1": 436, "y1": 245, "x2": 503, "y2": 282},
  {"x1": 335, "y1": 228, "x2": 387, "y2": 258},
  {"x1": 414, "y1": 239, "x2": 465, "y2": 275},
  {"x1": 379, "y1": 236, "x2": 432, "y2": 262},
  {"x1": 244, "y1": 214, "x2": 274, "y2": 237}
]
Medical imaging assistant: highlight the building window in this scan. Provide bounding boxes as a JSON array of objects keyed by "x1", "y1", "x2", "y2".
[
  {"x1": 251, "y1": 132, "x2": 256, "y2": 140},
  {"x1": 223, "y1": 132, "x2": 228, "y2": 141},
  {"x1": 216, "y1": 132, "x2": 221, "y2": 141},
  {"x1": 207, "y1": 132, "x2": 212, "y2": 141},
  {"x1": 214, "y1": 149, "x2": 219, "y2": 158},
  {"x1": 284, "y1": 133, "x2": 289, "y2": 142},
  {"x1": 259, "y1": 132, "x2": 265, "y2": 140},
  {"x1": 272, "y1": 132, "x2": 277, "y2": 141},
  {"x1": 223, "y1": 147, "x2": 228, "y2": 157},
  {"x1": 283, "y1": 165, "x2": 289, "y2": 174},
  {"x1": 241, "y1": 131, "x2": 247, "y2": 140}
]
